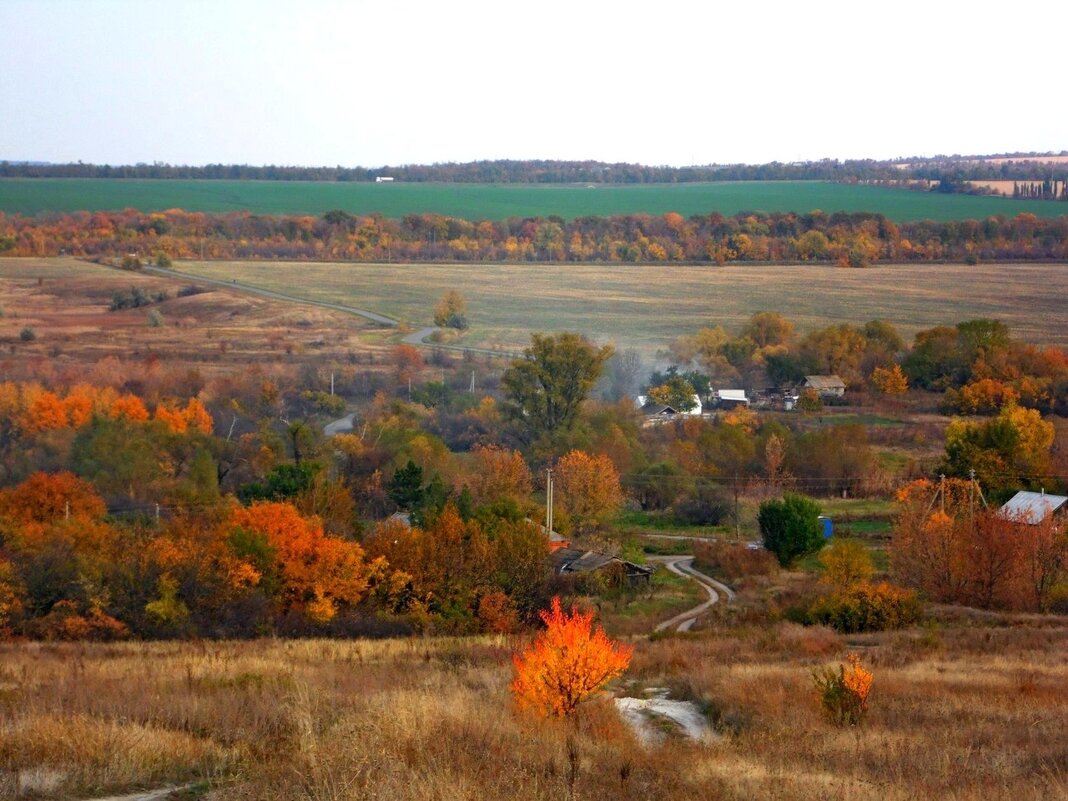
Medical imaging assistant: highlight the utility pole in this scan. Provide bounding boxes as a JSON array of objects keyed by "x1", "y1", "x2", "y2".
[
  {"x1": 470, "y1": 370, "x2": 475, "y2": 394},
  {"x1": 734, "y1": 480, "x2": 741, "y2": 541},
  {"x1": 155, "y1": 503, "x2": 161, "y2": 526},
  {"x1": 545, "y1": 468, "x2": 554, "y2": 535},
  {"x1": 330, "y1": 372, "x2": 335, "y2": 396}
]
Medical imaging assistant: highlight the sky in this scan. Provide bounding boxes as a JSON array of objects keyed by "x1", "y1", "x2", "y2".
[{"x1": 1, "y1": 0, "x2": 1066, "y2": 168}]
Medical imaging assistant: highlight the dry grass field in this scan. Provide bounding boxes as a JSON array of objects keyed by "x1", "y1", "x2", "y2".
[
  {"x1": 176, "y1": 259, "x2": 1068, "y2": 355},
  {"x1": 0, "y1": 258, "x2": 392, "y2": 381},
  {"x1": 2, "y1": 617, "x2": 1066, "y2": 801}
]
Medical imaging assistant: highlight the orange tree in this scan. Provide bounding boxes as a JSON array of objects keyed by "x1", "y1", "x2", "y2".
[{"x1": 511, "y1": 596, "x2": 632, "y2": 717}]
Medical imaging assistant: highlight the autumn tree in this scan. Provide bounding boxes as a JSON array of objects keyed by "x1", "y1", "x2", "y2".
[
  {"x1": 0, "y1": 471, "x2": 106, "y2": 524},
  {"x1": 511, "y1": 596, "x2": 632, "y2": 717},
  {"x1": 230, "y1": 501, "x2": 383, "y2": 624},
  {"x1": 819, "y1": 539, "x2": 874, "y2": 591},
  {"x1": 646, "y1": 374, "x2": 697, "y2": 411},
  {"x1": 433, "y1": 290, "x2": 469, "y2": 330},
  {"x1": 463, "y1": 444, "x2": 533, "y2": 507},
  {"x1": 871, "y1": 364, "x2": 908, "y2": 396},
  {"x1": 942, "y1": 403, "x2": 1054, "y2": 490},
  {"x1": 552, "y1": 450, "x2": 623, "y2": 536},
  {"x1": 743, "y1": 311, "x2": 794, "y2": 348},
  {"x1": 1015, "y1": 514, "x2": 1068, "y2": 611},
  {"x1": 891, "y1": 478, "x2": 975, "y2": 603},
  {"x1": 501, "y1": 333, "x2": 613, "y2": 440}
]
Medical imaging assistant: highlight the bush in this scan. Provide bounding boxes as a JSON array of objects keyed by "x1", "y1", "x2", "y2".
[
  {"x1": 812, "y1": 653, "x2": 872, "y2": 726},
  {"x1": 147, "y1": 309, "x2": 164, "y2": 327},
  {"x1": 673, "y1": 484, "x2": 732, "y2": 526},
  {"x1": 109, "y1": 287, "x2": 166, "y2": 311},
  {"x1": 19, "y1": 327, "x2": 36, "y2": 342},
  {"x1": 758, "y1": 492, "x2": 823, "y2": 566},
  {"x1": 693, "y1": 539, "x2": 778, "y2": 578},
  {"x1": 156, "y1": 253, "x2": 172, "y2": 267},
  {"x1": 177, "y1": 284, "x2": 207, "y2": 298},
  {"x1": 808, "y1": 581, "x2": 921, "y2": 633}
]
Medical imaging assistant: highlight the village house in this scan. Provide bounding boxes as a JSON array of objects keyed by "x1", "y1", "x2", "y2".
[
  {"x1": 714, "y1": 389, "x2": 749, "y2": 408},
  {"x1": 635, "y1": 394, "x2": 703, "y2": 425},
  {"x1": 803, "y1": 375, "x2": 847, "y2": 398},
  {"x1": 999, "y1": 490, "x2": 1068, "y2": 527},
  {"x1": 549, "y1": 547, "x2": 654, "y2": 586}
]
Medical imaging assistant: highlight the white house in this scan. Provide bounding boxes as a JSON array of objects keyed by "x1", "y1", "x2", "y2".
[
  {"x1": 635, "y1": 394, "x2": 703, "y2": 417},
  {"x1": 999, "y1": 490, "x2": 1068, "y2": 525},
  {"x1": 715, "y1": 389, "x2": 749, "y2": 408},
  {"x1": 375, "y1": 176, "x2": 395, "y2": 183}
]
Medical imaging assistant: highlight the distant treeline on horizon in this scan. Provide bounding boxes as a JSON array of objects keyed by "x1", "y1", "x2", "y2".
[
  {"x1": 3, "y1": 155, "x2": 1068, "y2": 184},
  {"x1": 3, "y1": 207, "x2": 1066, "y2": 265}
]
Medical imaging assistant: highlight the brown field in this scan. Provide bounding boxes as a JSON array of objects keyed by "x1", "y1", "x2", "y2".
[
  {"x1": 175, "y1": 259, "x2": 1068, "y2": 354},
  {"x1": 2, "y1": 618, "x2": 1067, "y2": 801},
  {"x1": 0, "y1": 258, "x2": 394, "y2": 382},
  {"x1": 970, "y1": 155, "x2": 1068, "y2": 165},
  {"x1": 967, "y1": 180, "x2": 1020, "y2": 196}
]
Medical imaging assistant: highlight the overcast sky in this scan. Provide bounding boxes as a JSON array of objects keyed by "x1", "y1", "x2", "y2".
[{"x1": 2, "y1": 0, "x2": 1065, "y2": 167}]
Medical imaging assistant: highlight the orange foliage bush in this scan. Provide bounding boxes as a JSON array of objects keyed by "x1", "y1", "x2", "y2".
[
  {"x1": 511, "y1": 597, "x2": 632, "y2": 717},
  {"x1": 109, "y1": 393, "x2": 150, "y2": 422},
  {"x1": 31, "y1": 600, "x2": 130, "y2": 641},
  {"x1": 812, "y1": 652, "x2": 872, "y2": 726},
  {"x1": 230, "y1": 501, "x2": 383, "y2": 623},
  {"x1": 892, "y1": 478, "x2": 1068, "y2": 610},
  {"x1": 0, "y1": 471, "x2": 106, "y2": 524},
  {"x1": 154, "y1": 398, "x2": 212, "y2": 433}
]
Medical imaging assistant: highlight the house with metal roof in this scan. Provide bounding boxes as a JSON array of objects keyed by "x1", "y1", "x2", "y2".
[
  {"x1": 714, "y1": 389, "x2": 749, "y2": 408},
  {"x1": 803, "y1": 375, "x2": 847, "y2": 397},
  {"x1": 549, "y1": 547, "x2": 654, "y2": 585},
  {"x1": 999, "y1": 490, "x2": 1068, "y2": 525}
]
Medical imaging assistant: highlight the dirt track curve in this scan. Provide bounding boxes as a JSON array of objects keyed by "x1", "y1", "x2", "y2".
[{"x1": 649, "y1": 555, "x2": 736, "y2": 633}]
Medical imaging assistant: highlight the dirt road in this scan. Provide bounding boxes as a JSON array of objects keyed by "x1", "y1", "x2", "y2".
[{"x1": 649, "y1": 555, "x2": 735, "y2": 632}]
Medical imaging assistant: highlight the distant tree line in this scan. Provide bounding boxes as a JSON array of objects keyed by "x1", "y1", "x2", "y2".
[
  {"x1": 2, "y1": 208, "x2": 1067, "y2": 264},
  {"x1": 2, "y1": 155, "x2": 1067, "y2": 183},
  {"x1": 1013, "y1": 180, "x2": 1068, "y2": 200}
]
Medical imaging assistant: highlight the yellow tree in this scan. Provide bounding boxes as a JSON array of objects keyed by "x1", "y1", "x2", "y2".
[
  {"x1": 871, "y1": 364, "x2": 908, "y2": 396},
  {"x1": 464, "y1": 444, "x2": 532, "y2": 507},
  {"x1": 553, "y1": 450, "x2": 623, "y2": 536},
  {"x1": 433, "y1": 290, "x2": 468, "y2": 329},
  {"x1": 818, "y1": 539, "x2": 874, "y2": 591},
  {"x1": 511, "y1": 597, "x2": 632, "y2": 717}
]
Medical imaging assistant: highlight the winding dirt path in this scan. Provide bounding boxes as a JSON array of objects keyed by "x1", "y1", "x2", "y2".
[{"x1": 649, "y1": 555, "x2": 735, "y2": 632}]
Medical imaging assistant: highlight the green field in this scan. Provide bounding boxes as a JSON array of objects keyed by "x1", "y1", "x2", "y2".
[
  {"x1": 1, "y1": 178, "x2": 1066, "y2": 221},
  {"x1": 176, "y1": 259, "x2": 1068, "y2": 353}
]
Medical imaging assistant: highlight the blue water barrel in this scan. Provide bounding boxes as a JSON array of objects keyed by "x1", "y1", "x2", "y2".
[{"x1": 817, "y1": 515, "x2": 833, "y2": 539}]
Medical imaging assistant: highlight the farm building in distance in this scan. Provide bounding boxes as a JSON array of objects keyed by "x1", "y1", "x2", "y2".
[
  {"x1": 549, "y1": 548, "x2": 654, "y2": 586},
  {"x1": 635, "y1": 394, "x2": 702, "y2": 424},
  {"x1": 999, "y1": 490, "x2": 1068, "y2": 525},
  {"x1": 803, "y1": 375, "x2": 846, "y2": 398},
  {"x1": 375, "y1": 176, "x2": 395, "y2": 183},
  {"x1": 715, "y1": 389, "x2": 749, "y2": 408}
]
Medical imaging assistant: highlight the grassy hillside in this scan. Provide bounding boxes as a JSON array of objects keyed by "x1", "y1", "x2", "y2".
[
  {"x1": 2, "y1": 178, "x2": 1066, "y2": 220},
  {"x1": 3, "y1": 625, "x2": 1066, "y2": 800},
  {"x1": 176, "y1": 260, "x2": 1068, "y2": 353}
]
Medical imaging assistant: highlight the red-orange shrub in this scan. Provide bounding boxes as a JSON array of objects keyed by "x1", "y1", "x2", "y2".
[{"x1": 511, "y1": 597, "x2": 632, "y2": 717}]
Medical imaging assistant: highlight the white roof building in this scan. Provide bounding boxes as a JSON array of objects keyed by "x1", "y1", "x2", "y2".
[
  {"x1": 999, "y1": 491, "x2": 1068, "y2": 524},
  {"x1": 716, "y1": 389, "x2": 749, "y2": 405}
]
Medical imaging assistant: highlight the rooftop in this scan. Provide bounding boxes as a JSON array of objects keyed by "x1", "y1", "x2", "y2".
[{"x1": 999, "y1": 490, "x2": 1068, "y2": 524}]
